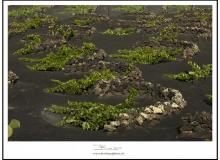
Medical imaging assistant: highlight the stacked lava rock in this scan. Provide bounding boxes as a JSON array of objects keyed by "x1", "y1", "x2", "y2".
[
  {"x1": 8, "y1": 70, "x2": 19, "y2": 86},
  {"x1": 177, "y1": 111, "x2": 212, "y2": 140},
  {"x1": 104, "y1": 86, "x2": 187, "y2": 132}
]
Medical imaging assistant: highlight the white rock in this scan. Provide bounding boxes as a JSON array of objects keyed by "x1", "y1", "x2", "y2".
[
  {"x1": 140, "y1": 112, "x2": 149, "y2": 119},
  {"x1": 144, "y1": 107, "x2": 153, "y2": 113},
  {"x1": 121, "y1": 120, "x2": 129, "y2": 126},
  {"x1": 119, "y1": 113, "x2": 130, "y2": 120},
  {"x1": 171, "y1": 102, "x2": 179, "y2": 108},
  {"x1": 104, "y1": 79, "x2": 111, "y2": 84},
  {"x1": 146, "y1": 82, "x2": 154, "y2": 88},
  {"x1": 192, "y1": 43, "x2": 200, "y2": 53},
  {"x1": 162, "y1": 88, "x2": 169, "y2": 92},
  {"x1": 99, "y1": 93, "x2": 104, "y2": 97},
  {"x1": 135, "y1": 116, "x2": 144, "y2": 125},
  {"x1": 157, "y1": 104, "x2": 165, "y2": 111},
  {"x1": 110, "y1": 121, "x2": 120, "y2": 127},
  {"x1": 104, "y1": 124, "x2": 116, "y2": 132},
  {"x1": 151, "y1": 106, "x2": 163, "y2": 114},
  {"x1": 162, "y1": 88, "x2": 169, "y2": 96},
  {"x1": 173, "y1": 97, "x2": 183, "y2": 105},
  {"x1": 156, "y1": 101, "x2": 161, "y2": 105},
  {"x1": 173, "y1": 93, "x2": 183, "y2": 99},
  {"x1": 170, "y1": 89, "x2": 179, "y2": 94},
  {"x1": 163, "y1": 101, "x2": 171, "y2": 106}
]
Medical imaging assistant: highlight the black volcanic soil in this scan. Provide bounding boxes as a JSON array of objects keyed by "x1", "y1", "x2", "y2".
[{"x1": 8, "y1": 6, "x2": 212, "y2": 141}]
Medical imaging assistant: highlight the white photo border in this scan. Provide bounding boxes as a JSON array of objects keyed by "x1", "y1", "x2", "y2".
[{"x1": 2, "y1": 1, "x2": 218, "y2": 159}]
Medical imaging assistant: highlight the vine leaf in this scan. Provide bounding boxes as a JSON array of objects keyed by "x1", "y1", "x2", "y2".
[
  {"x1": 9, "y1": 119, "x2": 21, "y2": 129},
  {"x1": 8, "y1": 126, "x2": 13, "y2": 138}
]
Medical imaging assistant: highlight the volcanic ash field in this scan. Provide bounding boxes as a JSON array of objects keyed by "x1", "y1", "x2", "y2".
[{"x1": 8, "y1": 5, "x2": 212, "y2": 141}]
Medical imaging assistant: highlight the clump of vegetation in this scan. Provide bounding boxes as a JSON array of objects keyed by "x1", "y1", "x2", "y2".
[
  {"x1": 112, "y1": 6, "x2": 145, "y2": 13},
  {"x1": 146, "y1": 19, "x2": 157, "y2": 28},
  {"x1": 111, "y1": 46, "x2": 182, "y2": 64},
  {"x1": 73, "y1": 18, "x2": 96, "y2": 26},
  {"x1": 46, "y1": 69, "x2": 115, "y2": 95},
  {"x1": 146, "y1": 15, "x2": 168, "y2": 28},
  {"x1": 15, "y1": 34, "x2": 42, "y2": 55},
  {"x1": 166, "y1": 61, "x2": 212, "y2": 81},
  {"x1": 9, "y1": 19, "x2": 41, "y2": 35},
  {"x1": 9, "y1": 15, "x2": 56, "y2": 36},
  {"x1": 153, "y1": 23, "x2": 181, "y2": 42},
  {"x1": 205, "y1": 94, "x2": 212, "y2": 105},
  {"x1": 174, "y1": 7, "x2": 211, "y2": 23},
  {"x1": 103, "y1": 27, "x2": 136, "y2": 36},
  {"x1": 65, "y1": 6, "x2": 97, "y2": 14},
  {"x1": 8, "y1": 119, "x2": 20, "y2": 138},
  {"x1": 44, "y1": 88, "x2": 138, "y2": 130},
  {"x1": 162, "y1": 5, "x2": 193, "y2": 13},
  {"x1": 20, "y1": 43, "x2": 96, "y2": 71},
  {"x1": 8, "y1": 6, "x2": 48, "y2": 18},
  {"x1": 48, "y1": 23, "x2": 75, "y2": 40},
  {"x1": 195, "y1": 9, "x2": 212, "y2": 22}
]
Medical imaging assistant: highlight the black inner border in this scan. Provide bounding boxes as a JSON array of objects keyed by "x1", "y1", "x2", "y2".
[{"x1": 1, "y1": 1, "x2": 218, "y2": 159}]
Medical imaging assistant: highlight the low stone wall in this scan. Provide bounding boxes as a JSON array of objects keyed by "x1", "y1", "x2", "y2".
[
  {"x1": 65, "y1": 49, "x2": 130, "y2": 74},
  {"x1": 104, "y1": 85, "x2": 187, "y2": 132},
  {"x1": 8, "y1": 70, "x2": 19, "y2": 86},
  {"x1": 177, "y1": 111, "x2": 212, "y2": 140}
]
